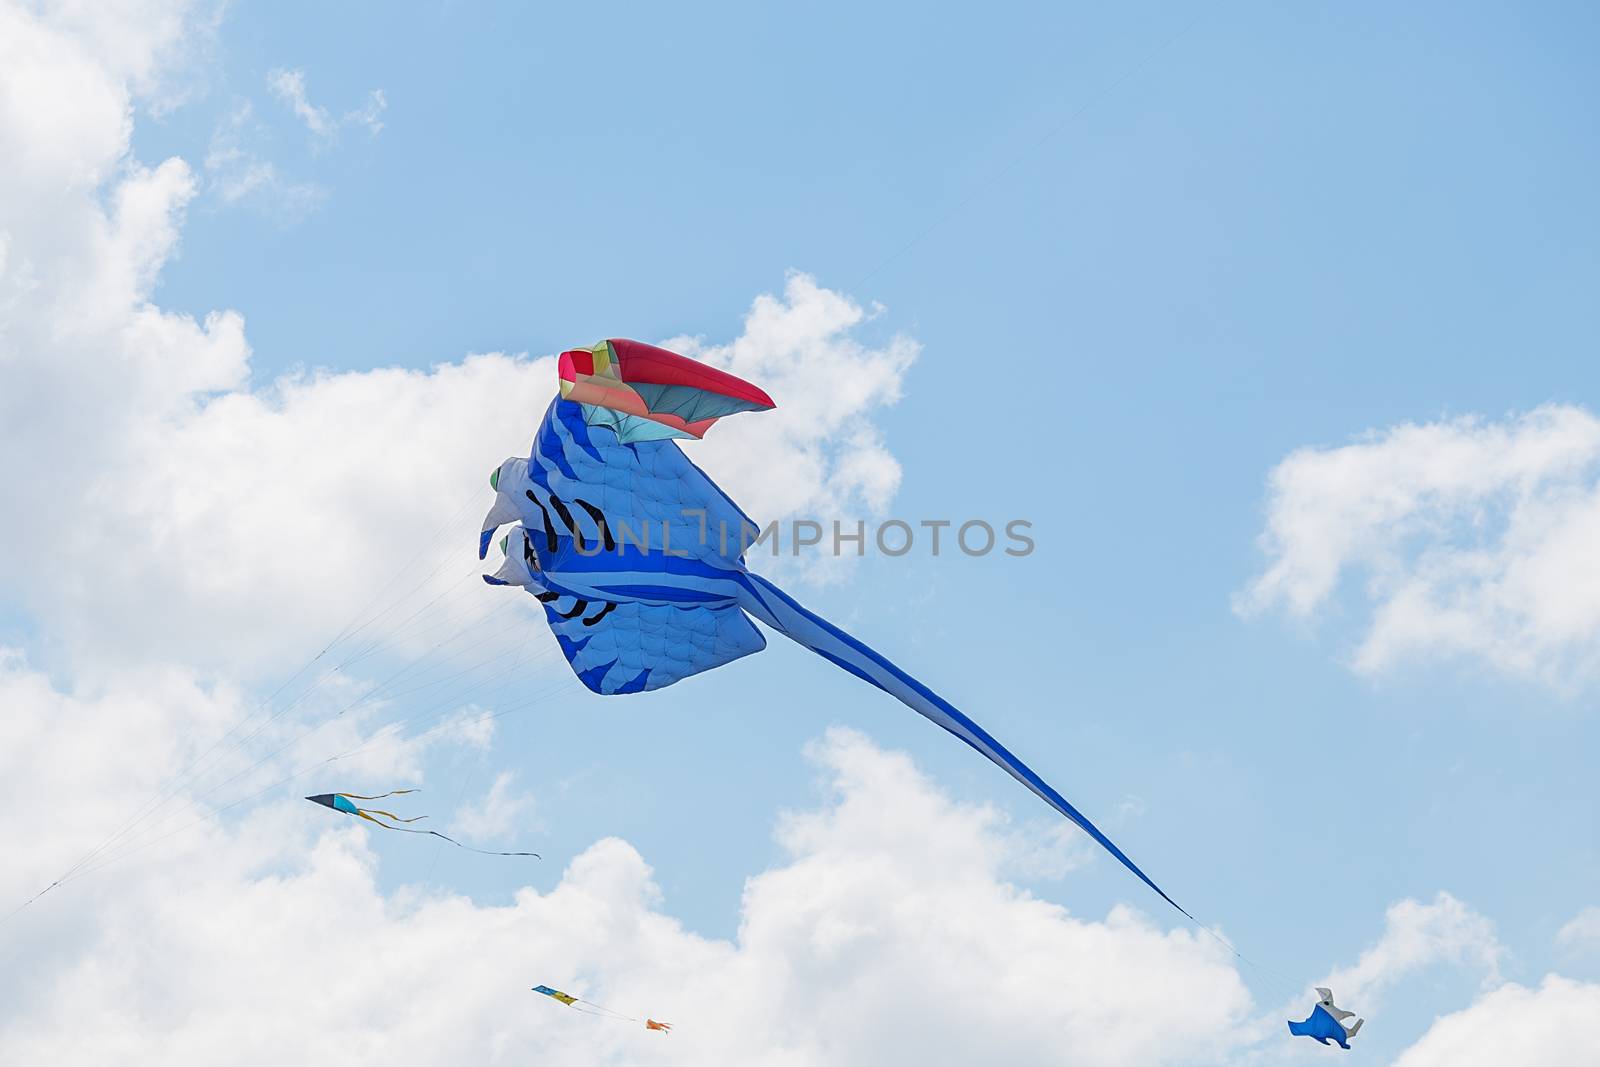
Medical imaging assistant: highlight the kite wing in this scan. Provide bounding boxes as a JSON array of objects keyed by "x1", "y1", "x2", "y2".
[
  {"x1": 560, "y1": 338, "x2": 774, "y2": 442},
  {"x1": 544, "y1": 595, "x2": 765, "y2": 695},
  {"x1": 483, "y1": 524, "x2": 765, "y2": 694}
]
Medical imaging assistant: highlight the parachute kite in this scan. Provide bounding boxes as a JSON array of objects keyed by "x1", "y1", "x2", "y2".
[
  {"x1": 305, "y1": 790, "x2": 539, "y2": 857},
  {"x1": 481, "y1": 339, "x2": 1190, "y2": 917},
  {"x1": 532, "y1": 985, "x2": 670, "y2": 1031},
  {"x1": 1289, "y1": 988, "x2": 1364, "y2": 1048}
]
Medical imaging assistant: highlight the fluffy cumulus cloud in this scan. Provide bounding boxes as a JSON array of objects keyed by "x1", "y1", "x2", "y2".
[
  {"x1": 0, "y1": 646, "x2": 518, "y2": 946},
  {"x1": 1390, "y1": 976, "x2": 1600, "y2": 1067},
  {"x1": 1556, "y1": 906, "x2": 1600, "y2": 955},
  {"x1": 6, "y1": 638, "x2": 1570, "y2": 1067},
  {"x1": 668, "y1": 279, "x2": 918, "y2": 526},
  {"x1": 454, "y1": 771, "x2": 540, "y2": 843},
  {"x1": 1321, "y1": 892, "x2": 1504, "y2": 1008},
  {"x1": 1237, "y1": 407, "x2": 1600, "y2": 686},
  {"x1": 0, "y1": 724, "x2": 1253, "y2": 1066}
]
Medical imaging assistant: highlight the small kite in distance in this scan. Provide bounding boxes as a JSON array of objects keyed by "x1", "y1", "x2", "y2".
[
  {"x1": 305, "y1": 790, "x2": 539, "y2": 858},
  {"x1": 533, "y1": 985, "x2": 670, "y2": 1032},
  {"x1": 1288, "y1": 987, "x2": 1364, "y2": 1048}
]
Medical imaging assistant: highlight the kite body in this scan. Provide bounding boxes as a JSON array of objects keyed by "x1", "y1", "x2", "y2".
[
  {"x1": 1288, "y1": 1005, "x2": 1352, "y2": 1048},
  {"x1": 308, "y1": 793, "x2": 362, "y2": 816},
  {"x1": 482, "y1": 339, "x2": 1189, "y2": 917},
  {"x1": 1289, "y1": 989, "x2": 1363, "y2": 1048}
]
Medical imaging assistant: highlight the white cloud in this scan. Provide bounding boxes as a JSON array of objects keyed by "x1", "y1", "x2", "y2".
[
  {"x1": 452, "y1": 770, "x2": 539, "y2": 843},
  {"x1": 0, "y1": 716, "x2": 1253, "y2": 1066},
  {"x1": 1389, "y1": 976, "x2": 1600, "y2": 1067},
  {"x1": 203, "y1": 100, "x2": 324, "y2": 214},
  {"x1": 206, "y1": 68, "x2": 382, "y2": 214},
  {"x1": 266, "y1": 66, "x2": 332, "y2": 137},
  {"x1": 0, "y1": 1, "x2": 133, "y2": 196},
  {"x1": 665, "y1": 276, "x2": 919, "y2": 587},
  {"x1": 669, "y1": 278, "x2": 918, "y2": 526},
  {"x1": 1237, "y1": 407, "x2": 1600, "y2": 686},
  {"x1": 0, "y1": 647, "x2": 522, "y2": 922},
  {"x1": 1556, "y1": 906, "x2": 1600, "y2": 955},
  {"x1": 1321, "y1": 891, "x2": 1503, "y2": 1008},
  {"x1": 348, "y1": 87, "x2": 386, "y2": 136},
  {"x1": 267, "y1": 65, "x2": 386, "y2": 142},
  {"x1": 1, "y1": 0, "x2": 214, "y2": 129}
]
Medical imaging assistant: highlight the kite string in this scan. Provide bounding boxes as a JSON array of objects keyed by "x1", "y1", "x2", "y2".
[
  {"x1": 128, "y1": 556, "x2": 494, "y2": 821},
  {"x1": 48, "y1": 563, "x2": 514, "y2": 880},
  {"x1": 59, "y1": 674, "x2": 577, "y2": 886},
  {"x1": 569, "y1": 1003, "x2": 639, "y2": 1023},
  {"x1": 56, "y1": 619, "x2": 570, "y2": 884},
  {"x1": 42, "y1": 556, "x2": 536, "y2": 892},
  {"x1": 26, "y1": 491, "x2": 489, "y2": 898},
  {"x1": 57, "y1": 604, "x2": 543, "y2": 880},
  {"x1": 425, "y1": 623, "x2": 539, "y2": 883},
  {"x1": 575, "y1": 1000, "x2": 639, "y2": 1023},
  {"x1": 1143, "y1": 894, "x2": 1305, "y2": 1007},
  {"x1": 1194, "y1": 922, "x2": 1308, "y2": 1004}
]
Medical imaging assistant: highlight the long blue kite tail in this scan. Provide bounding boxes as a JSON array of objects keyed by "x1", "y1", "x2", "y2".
[{"x1": 737, "y1": 571, "x2": 1195, "y2": 923}]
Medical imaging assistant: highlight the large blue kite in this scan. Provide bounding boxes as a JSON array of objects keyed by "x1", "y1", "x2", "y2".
[{"x1": 480, "y1": 339, "x2": 1191, "y2": 918}]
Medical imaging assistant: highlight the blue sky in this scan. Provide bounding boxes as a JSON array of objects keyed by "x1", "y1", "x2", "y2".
[{"x1": 5, "y1": 1, "x2": 1600, "y2": 1063}]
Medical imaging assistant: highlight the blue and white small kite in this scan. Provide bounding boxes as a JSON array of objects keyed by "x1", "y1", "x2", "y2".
[{"x1": 1289, "y1": 987, "x2": 1364, "y2": 1049}]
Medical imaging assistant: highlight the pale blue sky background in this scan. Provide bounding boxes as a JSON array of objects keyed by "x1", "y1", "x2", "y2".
[{"x1": 124, "y1": 2, "x2": 1599, "y2": 1058}]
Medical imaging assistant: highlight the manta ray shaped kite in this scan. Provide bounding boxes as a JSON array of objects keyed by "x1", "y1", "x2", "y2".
[{"x1": 480, "y1": 339, "x2": 1190, "y2": 918}]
